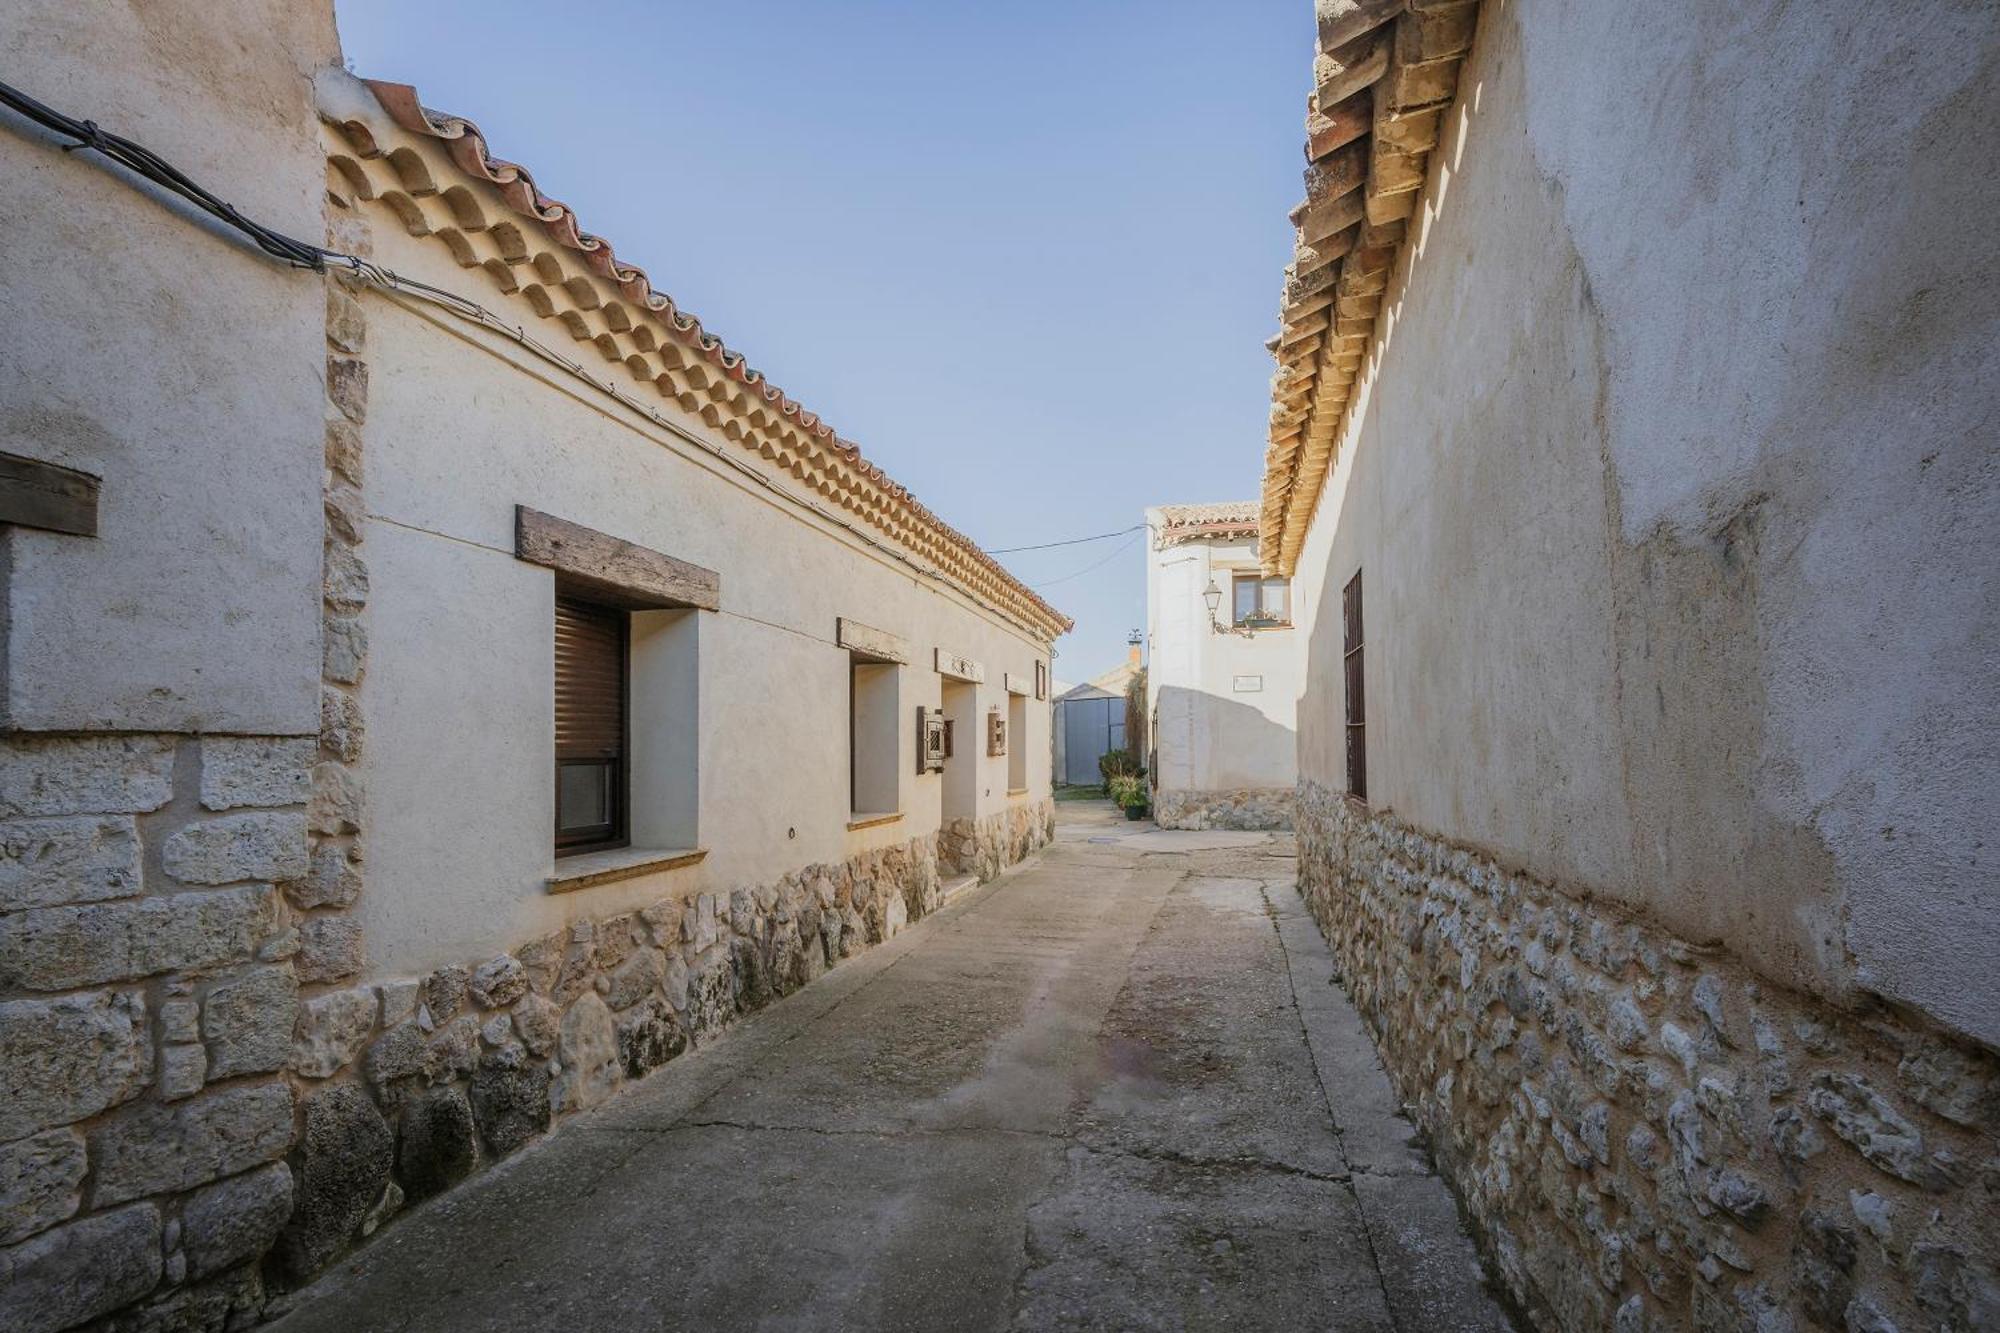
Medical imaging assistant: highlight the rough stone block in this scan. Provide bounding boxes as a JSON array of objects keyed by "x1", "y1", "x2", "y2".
[
  {"x1": 0, "y1": 736, "x2": 174, "y2": 817},
  {"x1": 181, "y1": 1161, "x2": 293, "y2": 1278},
  {"x1": 470, "y1": 1047, "x2": 551, "y2": 1158},
  {"x1": 0, "y1": 1128, "x2": 86, "y2": 1246},
  {"x1": 199, "y1": 737, "x2": 315, "y2": 811},
  {"x1": 0, "y1": 991, "x2": 149, "y2": 1140},
  {"x1": 552, "y1": 993, "x2": 619, "y2": 1113},
  {"x1": 397, "y1": 1085, "x2": 479, "y2": 1201},
  {"x1": 202, "y1": 966, "x2": 300, "y2": 1079},
  {"x1": 307, "y1": 762, "x2": 363, "y2": 836},
  {"x1": 418, "y1": 965, "x2": 469, "y2": 1026},
  {"x1": 512, "y1": 993, "x2": 559, "y2": 1058},
  {"x1": 0, "y1": 886, "x2": 271, "y2": 990},
  {"x1": 296, "y1": 915, "x2": 365, "y2": 983},
  {"x1": 1807, "y1": 1072, "x2": 1944, "y2": 1190},
  {"x1": 163, "y1": 812, "x2": 309, "y2": 885},
  {"x1": 325, "y1": 418, "x2": 363, "y2": 487},
  {"x1": 0, "y1": 816, "x2": 142, "y2": 911},
  {"x1": 88, "y1": 1082, "x2": 294, "y2": 1207},
  {"x1": 616, "y1": 996, "x2": 687, "y2": 1078},
  {"x1": 286, "y1": 844, "x2": 362, "y2": 911},
  {"x1": 275, "y1": 1084, "x2": 391, "y2": 1282},
  {"x1": 603, "y1": 947, "x2": 664, "y2": 1011},
  {"x1": 158, "y1": 1044, "x2": 206, "y2": 1101},
  {"x1": 160, "y1": 997, "x2": 199, "y2": 1044},
  {"x1": 364, "y1": 1020, "x2": 428, "y2": 1089},
  {"x1": 0, "y1": 1203, "x2": 161, "y2": 1333},
  {"x1": 320, "y1": 689, "x2": 364, "y2": 764},
  {"x1": 468, "y1": 955, "x2": 527, "y2": 1009},
  {"x1": 377, "y1": 977, "x2": 418, "y2": 1028},
  {"x1": 293, "y1": 986, "x2": 378, "y2": 1079},
  {"x1": 323, "y1": 613, "x2": 367, "y2": 685}
]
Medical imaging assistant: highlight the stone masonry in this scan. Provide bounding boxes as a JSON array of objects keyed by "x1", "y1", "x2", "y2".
[
  {"x1": 1154, "y1": 786, "x2": 1294, "y2": 832},
  {"x1": 940, "y1": 799, "x2": 1055, "y2": 883},
  {"x1": 1294, "y1": 780, "x2": 2000, "y2": 1333}
]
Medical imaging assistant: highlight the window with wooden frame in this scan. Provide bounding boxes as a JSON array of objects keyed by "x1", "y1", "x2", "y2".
[
  {"x1": 555, "y1": 595, "x2": 629, "y2": 854},
  {"x1": 1232, "y1": 573, "x2": 1292, "y2": 627},
  {"x1": 1342, "y1": 570, "x2": 1366, "y2": 802}
]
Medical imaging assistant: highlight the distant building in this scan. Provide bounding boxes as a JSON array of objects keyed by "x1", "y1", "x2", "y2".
[
  {"x1": 1052, "y1": 637, "x2": 1141, "y2": 787},
  {"x1": 1142, "y1": 503, "x2": 1297, "y2": 829}
]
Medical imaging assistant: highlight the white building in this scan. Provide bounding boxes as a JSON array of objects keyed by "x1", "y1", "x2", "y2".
[
  {"x1": 0, "y1": 7, "x2": 1067, "y2": 1325},
  {"x1": 1142, "y1": 503, "x2": 1298, "y2": 829}
]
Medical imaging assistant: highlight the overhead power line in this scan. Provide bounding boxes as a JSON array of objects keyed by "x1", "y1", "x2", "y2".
[
  {"x1": 988, "y1": 524, "x2": 1144, "y2": 555},
  {"x1": 1032, "y1": 531, "x2": 1144, "y2": 589}
]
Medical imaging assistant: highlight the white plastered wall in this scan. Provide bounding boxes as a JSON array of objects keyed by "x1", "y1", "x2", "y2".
[
  {"x1": 1143, "y1": 515, "x2": 1300, "y2": 795},
  {"x1": 1290, "y1": 0, "x2": 2000, "y2": 1046},
  {"x1": 349, "y1": 210, "x2": 1054, "y2": 976},
  {"x1": 0, "y1": 0, "x2": 334, "y2": 734}
]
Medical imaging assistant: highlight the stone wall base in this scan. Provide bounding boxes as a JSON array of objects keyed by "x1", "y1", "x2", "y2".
[
  {"x1": 941, "y1": 798, "x2": 1055, "y2": 882},
  {"x1": 1294, "y1": 780, "x2": 1999, "y2": 1333},
  {"x1": 1154, "y1": 787, "x2": 1294, "y2": 832}
]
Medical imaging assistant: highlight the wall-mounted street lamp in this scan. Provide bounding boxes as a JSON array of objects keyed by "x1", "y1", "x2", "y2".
[{"x1": 1202, "y1": 578, "x2": 1251, "y2": 637}]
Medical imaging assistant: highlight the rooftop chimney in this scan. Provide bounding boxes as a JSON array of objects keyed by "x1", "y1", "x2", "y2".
[{"x1": 1127, "y1": 630, "x2": 1142, "y2": 668}]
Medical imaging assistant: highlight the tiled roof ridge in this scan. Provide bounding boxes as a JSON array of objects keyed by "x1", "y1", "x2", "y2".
[
  {"x1": 1257, "y1": 0, "x2": 1484, "y2": 575},
  {"x1": 1158, "y1": 500, "x2": 1260, "y2": 524},
  {"x1": 349, "y1": 79, "x2": 1072, "y2": 637},
  {"x1": 1156, "y1": 500, "x2": 1261, "y2": 546}
]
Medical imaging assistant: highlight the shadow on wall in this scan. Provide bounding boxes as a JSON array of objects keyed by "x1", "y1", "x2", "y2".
[{"x1": 1154, "y1": 684, "x2": 1296, "y2": 792}]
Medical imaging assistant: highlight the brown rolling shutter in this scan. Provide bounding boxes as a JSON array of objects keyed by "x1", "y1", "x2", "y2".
[
  {"x1": 555, "y1": 596, "x2": 626, "y2": 850},
  {"x1": 555, "y1": 597, "x2": 625, "y2": 760}
]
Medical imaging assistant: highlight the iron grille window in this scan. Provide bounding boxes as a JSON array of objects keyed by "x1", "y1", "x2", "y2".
[
  {"x1": 1343, "y1": 570, "x2": 1366, "y2": 802},
  {"x1": 1232, "y1": 574, "x2": 1292, "y2": 627},
  {"x1": 554, "y1": 595, "x2": 628, "y2": 853}
]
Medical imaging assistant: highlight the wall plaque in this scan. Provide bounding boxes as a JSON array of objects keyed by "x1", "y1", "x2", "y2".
[
  {"x1": 987, "y1": 708, "x2": 1008, "y2": 757},
  {"x1": 935, "y1": 648, "x2": 985, "y2": 683},
  {"x1": 1035, "y1": 660, "x2": 1048, "y2": 700},
  {"x1": 1232, "y1": 674, "x2": 1264, "y2": 693}
]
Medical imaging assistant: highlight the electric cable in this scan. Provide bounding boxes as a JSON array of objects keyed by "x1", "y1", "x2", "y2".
[
  {"x1": 0, "y1": 75, "x2": 1071, "y2": 641},
  {"x1": 988, "y1": 524, "x2": 1143, "y2": 555},
  {"x1": 1032, "y1": 530, "x2": 1144, "y2": 589}
]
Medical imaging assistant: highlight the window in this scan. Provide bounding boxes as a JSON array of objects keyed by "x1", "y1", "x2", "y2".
[
  {"x1": 1343, "y1": 570, "x2": 1366, "y2": 802},
  {"x1": 1232, "y1": 574, "x2": 1291, "y2": 627},
  {"x1": 555, "y1": 595, "x2": 628, "y2": 853},
  {"x1": 849, "y1": 656, "x2": 900, "y2": 816}
]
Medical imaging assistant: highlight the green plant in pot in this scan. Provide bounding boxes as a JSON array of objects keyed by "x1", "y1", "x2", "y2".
[{"x1": 1107, "y1": 773, "x2": 1150, "y2": 820}]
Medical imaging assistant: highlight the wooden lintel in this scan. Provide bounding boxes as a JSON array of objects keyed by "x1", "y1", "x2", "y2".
[
  {"x1": 0, "y1": 451, "x2": 99, "y2": 537},
  {"x1": 515, "y1": 505, "x2": 720, "y2": 611}
]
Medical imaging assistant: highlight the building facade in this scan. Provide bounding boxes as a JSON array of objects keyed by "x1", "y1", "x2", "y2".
[
  {"x1": 0, "y1": 4, "x2": 1066, "y2": 1328},
  {"x1": 1144, "y1": 503, "x2": 1298, "y2": 830},
  {"x1": 1262, "y1": 1, "x2": 2000, "y2": 1330}
]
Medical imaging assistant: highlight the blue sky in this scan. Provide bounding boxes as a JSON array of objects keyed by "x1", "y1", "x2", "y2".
[{"x1": 336, "y1": 0, "x2": 1306, "y2": 683}]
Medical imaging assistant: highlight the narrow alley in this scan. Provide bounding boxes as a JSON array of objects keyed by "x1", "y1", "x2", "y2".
[{"x1": 268, "y1": 803, "x2": 1511, "y2": 1332}]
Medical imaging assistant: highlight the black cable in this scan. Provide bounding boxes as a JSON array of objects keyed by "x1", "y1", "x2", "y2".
[
  {"x1": 988, "y1": 524, "x2": 1144, "y2": 555},
  {"x1": 0, "y1": 76, "x2": 330, "y2": 269}
]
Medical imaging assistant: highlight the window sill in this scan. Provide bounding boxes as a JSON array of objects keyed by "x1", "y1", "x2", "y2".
[
  {"x1": 547, "y1": 846, "x2": 707, "y2": 894},
  {"x1": 1006, "y1": 787, "x2": 1030, "y2": 798},
  {"x1": 846, "y1": 811, "x2": 904, "y2": 831}
]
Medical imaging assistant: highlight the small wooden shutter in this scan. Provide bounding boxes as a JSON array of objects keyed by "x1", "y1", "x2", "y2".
[
  {"x1": 1342, "y1": 571, "x2": 1366, "y2": 802},
  {"x1": 555, "y1": 596, "x2": 626, "y2": 849}
]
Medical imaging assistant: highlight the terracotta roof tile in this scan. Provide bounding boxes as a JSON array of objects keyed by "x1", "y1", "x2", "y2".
[
  {"x1": 1257, "y1": 1, "x2": 1484, "y2": 575},
  {"x1": 331, "y1": 79, "x2": 1072, "y2": 639}
]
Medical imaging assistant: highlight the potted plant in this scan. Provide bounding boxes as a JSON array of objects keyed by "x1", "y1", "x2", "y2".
[{"x1": 1107, "y1": 773, "x2": 1150, "y2": 821}]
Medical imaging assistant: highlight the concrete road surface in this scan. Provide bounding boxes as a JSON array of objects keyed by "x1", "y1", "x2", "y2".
[{"x1": 273, "y1": 803, "x2": 1513, "y2": 1332}]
